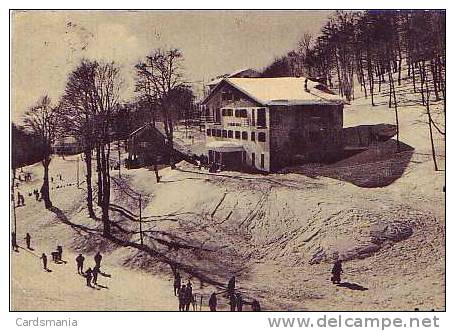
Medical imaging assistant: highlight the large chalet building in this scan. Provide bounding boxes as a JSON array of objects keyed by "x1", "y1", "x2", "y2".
[{"x1": 201, "y1": 77, "x2": 344, "y2": 172}]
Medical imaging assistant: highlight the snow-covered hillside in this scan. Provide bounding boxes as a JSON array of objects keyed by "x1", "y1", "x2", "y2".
[{"x1": 11, "y1": 80, "x2": 445, "y2": 311}]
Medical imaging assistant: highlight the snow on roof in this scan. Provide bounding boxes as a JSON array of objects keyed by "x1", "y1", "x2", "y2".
[
  {"x1": 207, "y1": 77, "x2": 223, "y2": 86},
  {"x1": 225, "y1": 77, "x2": 343, "y2": 106},
  {"x1": 228, "y1": 68, "x2": 259, "y2": 78}
]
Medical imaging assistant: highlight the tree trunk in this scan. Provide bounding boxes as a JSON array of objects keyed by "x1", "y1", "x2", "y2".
[
  {"x1": 430, "y1": 59, "x2": 440, "y2": 101},
  {"x1": 388, "y1": 69, "x2": 400, "y2": 152},
  {"x1": 100, "y1": 143, "x2": 111, "y2": 237},
  {"x1": 424, "y1": 81, "x2": 438, "y2": 171},
  {"x1": 96, "y1": 145, "x2": 103, "y2": 206},
  {"x1": 84, "y1": 149, "x2": 95, "y2": 218},
  {"x1": 41, "y1": 156, "x2": 52, "y2": 209}
]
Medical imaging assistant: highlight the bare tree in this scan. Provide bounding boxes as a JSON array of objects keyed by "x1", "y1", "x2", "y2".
[
  {"x1": 23, "y1": 95, "x2": 59, "y2": 209},
  {"x1": 60, "y1": 59, "x2": 98, "y2": 218},
  {"x1": 93, "y1": 61, "x2": 122, "y2": 237},
  {"x1": 135, "y1": 48, "x2": 185, "y2": 169}
]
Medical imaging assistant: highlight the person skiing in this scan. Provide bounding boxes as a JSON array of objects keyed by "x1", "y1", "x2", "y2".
[
  {"x1": 331, "y1": 259, "x2": 343, "y2": 284},
  {"x1": 185, "y1": 282, "x2": 193, "y2": 311},
  {"x1": 56, "y1": 245, "x2": 63, "y2": 261},
  {"x1": 11, "y1": 232, "x2": 18, "y2": 252},
  {"x1": 209, "y1": 292, "x2": 217, "y2": 312},
  {"x1": 251, "y1": 299, "x2": 261, "y2": 311},
  {"x1": 40, "y1": 253, "x2": 48, "y2": 271},
  {"x1": 76, "y1": 254, "x2": 85, "y2": 274},
  {"x1": 227, "y1": 276, "x2": 236, "y2": 296},
  {"x1": 236, "y1": 292, "x2": 244, "y2": 312},
  {"x1": 229, "y1": 292, "x2": 237, "y2": 312},
  {"x1": 25, "y1": 233, "x2": 31, "y2": 250},
  {"x1": 178, "y1": 284, "x2": 187, "y2": 311},
  {"x1": 173, "y1": 272, "x2": 181, "y2": 296},
  {"x1": 94, "y1": 251, "x2": 102, "y2": 268},
  {"x1": 92, "y1": 265, "x2": 100, "y2": 285},
  {"x1": 85, "y1": 268, "x2": 93, "y2": 287}
]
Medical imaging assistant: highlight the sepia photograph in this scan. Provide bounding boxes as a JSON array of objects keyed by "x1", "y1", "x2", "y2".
[{"x1": 10, "y1": 9, "x2": 445, "y2": 313}]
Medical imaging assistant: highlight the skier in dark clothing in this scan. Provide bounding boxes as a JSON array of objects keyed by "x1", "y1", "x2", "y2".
[
  {"x1": 236, "y1": 293, "x2": 244, "y2": 311},
  {"x1": 185, "y1": 282, "x2": 193, "y2": 311},
  {"x1": 178, "y1": 284, "x2": 187, "y2": 311},
  {"x1": 229, "y1": 293, "x2": 237, "y2": 312},
  {"x1": 331, "y1": 260, "x2": 343, "y2": 284},
  {"x1": 56, "y1": 245, "x2": 63, "y2": 261},
  {"x1": 251, "y1": 299, "x2": 261, "y2": 311},
  {"x1": 94, "y1": 252, "x2": 102, "y2": 268},
  {"x1": 25, "y1": 233, "x2": 31, "y2": 250},
  {"x1": 228, "y1": 276, "x2": 236, "y2": 296},
  {"x1": 40, "y1": 253, "x2": 48, "y2": 270},
  {"x1": 92, "y1": 265, "x2": 100, "y2": 285},
  {"x1": 11, "y1": 232, "x2": 18, "y2": 251},
  {"x1": 209, "y1": 292, "x2": 217, "y2": 311},
  {"x1": 173, "y1": 272, "x2": 181, "y2": 296},
  {"x1": 85, "y1": 268, "x2": 93, "y2": 287},
  {"x1": 76, "y1": 254, "x2": 85, "y2": 274}
]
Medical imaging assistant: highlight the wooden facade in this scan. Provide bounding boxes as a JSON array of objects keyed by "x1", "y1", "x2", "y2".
[{"x1": 202, "y1": 78, "x2": 344, "y2": 172}]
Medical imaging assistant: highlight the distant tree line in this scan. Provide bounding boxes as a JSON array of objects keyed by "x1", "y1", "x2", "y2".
[
  {"x1": 262, "y1": 10, "x2": 445, "y2": 167},
  {"x1": 262, "y1": 10, "x2": 445, "y2": 106}
]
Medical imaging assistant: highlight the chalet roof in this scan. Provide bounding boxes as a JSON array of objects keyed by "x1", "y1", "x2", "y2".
[
  {"x1": 203, "y1": 77, "x2": 344, "y2": 106},
  {"x1": 207, "y1": 68, "x2": 259, "y2": 86}
]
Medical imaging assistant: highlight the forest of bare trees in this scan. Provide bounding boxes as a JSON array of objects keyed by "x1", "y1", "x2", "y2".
[{"x1": 262, "y1": 10, "x2": 445, "y2": 166}]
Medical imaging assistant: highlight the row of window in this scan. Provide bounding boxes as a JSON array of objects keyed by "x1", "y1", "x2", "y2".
[{"x1": 207, "y1": 129, "x2": 266, "y2": 142}]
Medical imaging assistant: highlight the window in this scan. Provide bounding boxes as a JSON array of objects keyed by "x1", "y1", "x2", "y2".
[
  {"x1": 258, "y1": 132, "x2": 266, "y2": 142},
  {"x1": 211, "y1": 129, "x2": 216, "y2": 136},
  {"x1": 241, "y1": 132, "x2": 248, "y2": 140},
  {"x1": 235, "y1": 109, "x2": 247, "y2": 118},
  {"x1": 252, "y1": 153, "x2": 256, "y2": 167},
  {"x1": 222, "y1": 130, "x2": 227, "y2": 138},
  {"x1": 222, "y1": 109, "x2": 233, "y2": 116},
  {"x1": 206, "y1": 129, "x2": 211, "y2": 136},
  {"x1": 235, "y1": 131, "x2": 241, "y2": 139},
  {"x1": 251, "y1": 132, "x2": 255, "y2": 141},
  {"x1": 257, "y1": 108, "x2": 266, "y2": 127},
  {"x1": 216, "y1": 129, "x2": 222, "y2": 137},
  {"x1": 260, "y1": 154, "x2": 265, "y2": 168},
  {"x1": 228, "y1": 130, "x2": 233, "y2": 138}
]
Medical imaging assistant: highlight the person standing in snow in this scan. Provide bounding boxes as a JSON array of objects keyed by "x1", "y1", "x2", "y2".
[
  {"x1": 209, "y1": 292, "x2": 217, "y2": 311},
  {"x1": 178, "y1": 284, "x2": 187, "y2": 311},
  {"x1": 173, "y1": 272, "x2": 181, "y2": 296},
  {"x1": 40, "y1": 253, "x2": 48, "y2": 271},
  {"x1": 92, "y1": 265, "x2": 100, "y2": 285},
  {"x1": 331, "y1": 260, "x2": 343, "y2": 284},
  {"x1": 229, "y1": 292, "x2": 237, "y2": 311},
  {"x1": 25, "y1": 233, "x2": 31, "y2": 250},
  {"x1": 11, "y1": 232, "x2": 18, "y2": 252},
  {"x1": 56, "y1": 245, "x2": 63, "y2": 261},
  {"x1": 227, "y1": 276, "x2": 236, "y2": 296},
  {"x1": 185, "y1": 281, "x2": 193, "y2": 311},
  {"x1": 236, "y1": 292, "x2": 244, "y2": 311},
  {"x1": 85, "y1": 268, "x2": 93, "y2": 287},
  {"x1": 251, "y1": 299, "x2": 261, "y2": 311},
  {"x1": 76, "y1": 254, "x2": 85, "y2": 274},
  {"x1": 94, "y1": 251, "x2": 102, "y2": 268}
]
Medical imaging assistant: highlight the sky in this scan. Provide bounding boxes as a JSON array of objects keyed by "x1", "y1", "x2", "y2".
[{"x1": 11, "y1": 10, "x2": 332, "y2": 122}]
